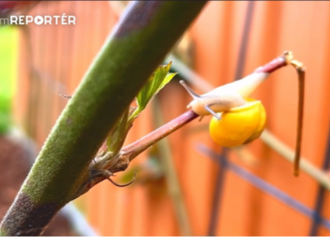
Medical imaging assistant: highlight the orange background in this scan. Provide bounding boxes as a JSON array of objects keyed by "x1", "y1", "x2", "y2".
[{"x1": 13, "y1": 1, "x2": 330, "y2": 236}]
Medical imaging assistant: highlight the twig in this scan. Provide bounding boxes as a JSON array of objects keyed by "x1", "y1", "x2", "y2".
[{"x1": 122, "y1": 110, "x2": 198, "y2": 160}]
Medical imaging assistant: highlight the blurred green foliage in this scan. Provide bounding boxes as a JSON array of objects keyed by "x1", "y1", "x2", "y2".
[{"x1": 0, "y1": 26, "x2": 18, "y2": 135}]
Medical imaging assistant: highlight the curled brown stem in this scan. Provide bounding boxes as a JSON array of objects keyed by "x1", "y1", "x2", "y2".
[
  {"x1": 290, "y1": 62, "x2": 305, "y2": 176},
  {"x1": 256, "y1": 51, "x2": 305, "y2": 176}
]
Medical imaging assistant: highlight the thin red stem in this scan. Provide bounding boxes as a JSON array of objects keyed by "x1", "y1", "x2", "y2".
[
  {"x1": 122, "y1": 110, "x2": 198, "y2": 160},
  {"x1": 254, "y1": 54, "x2": 288, "y2": 73}
]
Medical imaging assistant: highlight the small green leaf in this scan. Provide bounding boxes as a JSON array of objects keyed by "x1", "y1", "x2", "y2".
[
  {"x1": 106, "y1": 106, "x2": 137, "y2": 155},
  {"x1": 130, "y1": 61, "x2": 177, "y2": 121},
  {"x1": 106, "y1": 62, "x2": 176, "y2": 154},
  {"x1": 106, "y1": 108, "x2": 130, "y2": 154}
]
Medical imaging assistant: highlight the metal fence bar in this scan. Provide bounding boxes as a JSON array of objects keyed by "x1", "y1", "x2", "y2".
[
  {"x1": 197, "y1": 143, "x2": 330, "y2": 231},
  {"x1": 207, "y1": 148, "x2": 229, "y2": 236},
  {"x1": 309, "y1": 121, "x2": 330, "y2": 235},
  {"x1": 261, "y1": 130, "x2": 330, "y2": 190}
]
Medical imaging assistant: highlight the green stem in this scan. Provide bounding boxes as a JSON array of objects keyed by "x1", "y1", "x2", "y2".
[{"x1": 0, "y1": 1, "x2": 207, "y2": 236}]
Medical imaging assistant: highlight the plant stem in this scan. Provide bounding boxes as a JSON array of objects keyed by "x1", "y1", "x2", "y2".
[{"x1": 123, "y1": 110, "x2": 198, "y2": 160}]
